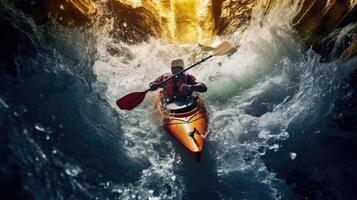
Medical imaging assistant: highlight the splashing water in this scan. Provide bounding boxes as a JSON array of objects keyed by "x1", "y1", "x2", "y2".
[
  {"x1": 92, "y1": 1, "x2": 357, "y2": 199},
  {"x1": 1, "y1": 0, "x2": 357, "y2": 199}
]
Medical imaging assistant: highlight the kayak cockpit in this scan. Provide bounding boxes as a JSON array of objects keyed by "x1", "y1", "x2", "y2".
[{"x1": 162, "y1": 97, "x2": 198, "y2": 114}]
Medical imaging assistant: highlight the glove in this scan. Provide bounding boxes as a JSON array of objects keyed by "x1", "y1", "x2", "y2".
[
  {"x1": 181, "y1": 84, "x2": 192, "y2": 93},
  {"x1": 149, "y1": 82, "x2": 159, "y2": 91}
]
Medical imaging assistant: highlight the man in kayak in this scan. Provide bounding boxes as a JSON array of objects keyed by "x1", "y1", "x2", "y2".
[{"x1": 149, "y1": 59, "x2": 207, "y2": 103}]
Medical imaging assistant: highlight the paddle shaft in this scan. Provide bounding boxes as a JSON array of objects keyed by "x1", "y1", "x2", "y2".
[{"x1": 155, "y1": 55, "x2": 213, "y2": 86}]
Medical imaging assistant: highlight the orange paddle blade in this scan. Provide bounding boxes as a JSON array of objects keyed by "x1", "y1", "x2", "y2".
[
  {"x1": 116, "y1": 90, "x2": 149, "y2": 111},
  {"x1": 212, "y1": 41, "x2": 233, "y2": 56}
]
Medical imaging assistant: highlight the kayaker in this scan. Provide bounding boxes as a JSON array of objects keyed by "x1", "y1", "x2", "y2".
[{"x1": 149, "y1": 59, "x2": 207, "y2": 103}]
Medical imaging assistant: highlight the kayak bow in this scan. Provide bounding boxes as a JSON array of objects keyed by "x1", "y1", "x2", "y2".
[{"x1": 156, "y1": 97, "x2": 208, "y2": 160}]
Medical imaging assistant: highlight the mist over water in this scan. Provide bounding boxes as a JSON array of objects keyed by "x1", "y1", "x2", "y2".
[{"x1": 1, "y1": 1, "x2": 357, "y2": 199}]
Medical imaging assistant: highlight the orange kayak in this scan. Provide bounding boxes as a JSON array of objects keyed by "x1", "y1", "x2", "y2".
[{"x1": 156, "y1": 97, "x2": 208, "y2": 160}]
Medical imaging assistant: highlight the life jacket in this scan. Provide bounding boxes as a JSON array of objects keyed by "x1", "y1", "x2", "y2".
[{"x1": 163, "y1": 74, "x2": 196, "y2": 99}]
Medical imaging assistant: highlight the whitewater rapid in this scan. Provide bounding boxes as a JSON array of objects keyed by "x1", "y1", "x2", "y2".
[
  {"x1": 91, "y1": 2, "x2": 294, "y2": 199},
  {"x1": 92, "y1": 1, "x2": 357, "y2": 198},
  {"x1": 2, "y1": 0, "x2": 357, "y2": 199}
]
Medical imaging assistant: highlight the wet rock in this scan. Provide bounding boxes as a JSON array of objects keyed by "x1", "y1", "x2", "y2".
[
  {"x1": 10, "y1": 0, "x2": 97, "y2": 27},
  {"x1": 217, "y1": 0, "x2": 255, "y2": 36},
  {"x1": 102, "y1": 0, "x2": 161, "y2": 44},
  {"x1": 341, "y1": 39, "x2": 357, "y2": 59},
  {"x1": 293, "y1": 0, "x2": 352, "y2": 44},
  {"x1": 45, "y1": 0, "x2": 97, "y2": 27},
  {"x1": 292, "y1": 0, "x2": 357, "y2": 58},
  {"x1": 338, "y1": 3, "x2": 357, "y2": 28}
]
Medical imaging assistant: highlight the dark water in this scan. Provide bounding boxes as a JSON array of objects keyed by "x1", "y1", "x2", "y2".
[{"x1": 1, "y1": 1, "x2": 357, "y2": 200}]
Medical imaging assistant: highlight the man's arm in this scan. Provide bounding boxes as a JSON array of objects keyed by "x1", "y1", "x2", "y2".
[
  {"x1": 149, "y1": 74, "x2": 170, "y2": 91},
  {"x1": 182, "y1": 75, "x2": 207, "y2": 93},
  {"x1": 189, "y1": 82, "x2": 207, "y2": 93}
]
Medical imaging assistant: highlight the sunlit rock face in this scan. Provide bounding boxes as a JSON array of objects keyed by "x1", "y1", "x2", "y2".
[
  {"x1": 292, "y1": 0, "x2": 357, "y2": 44},
  {"x1": 50, "y1": 0, "x2": 97, "y2": 26},
  {"x1": 102, "y1": 0, "x2": 162, "y2": 44},
  {"x1": 96, "y1": 0, "x2": 357, "y2": 54},
  {"x1": 291, "y1": 0, "x2": 357, "y2": 59},
  {"x1": 112, "y1": 0, "x2": 259, "y2": 44},
  {"x1": 341, "y1": 40, "x2": 357, "y2": 59},
  {"x1": 19, "y1": 0, "x2": 357, "y2": 57},
  {"x1": 216, "y1": 0, "x2": 255, "y2": 35},
  {"x1": 256, "y1": 0, "x2": 357, "y2": 59},
  {"x1": 116, "y1": 0, "x2": 216, "y2": 45}
]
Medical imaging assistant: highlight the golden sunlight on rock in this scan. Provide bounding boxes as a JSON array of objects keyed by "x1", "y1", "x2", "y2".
[
  {"x1": 117, "y1": 0, "x2": 215, "y2": 45},
  {"x1": 31, "y1": 0, "x2": 356, "y2": 58},
  {"x1": 341, "y1": 39, "x2": 357, "y2": 59},
  {"x1": 217, "y1": 0, "x2": 255, "y2": 35},
  {"x1": 292, "y1": 0, "x2": 357, "y2": 44},
  {"x1": 258, "y1": 0, "x2": 357, "y2": 59}
]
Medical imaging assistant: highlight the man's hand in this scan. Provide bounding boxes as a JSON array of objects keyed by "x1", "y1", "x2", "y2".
[
  {"x1": 149, "y1": 82, "x2": 159, "y2": 91},
  {"x1": 181, "y1": 84, "x2": 192, "y2": 93}
]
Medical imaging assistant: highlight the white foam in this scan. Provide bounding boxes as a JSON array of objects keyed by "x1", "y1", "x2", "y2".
[{"x1": 91, "y1": 1, "x2": 357, "y2": 198}]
